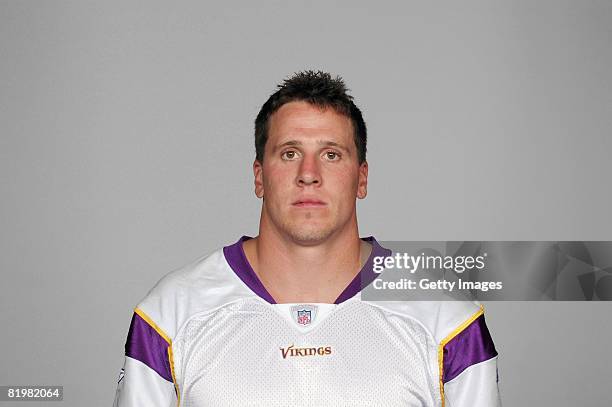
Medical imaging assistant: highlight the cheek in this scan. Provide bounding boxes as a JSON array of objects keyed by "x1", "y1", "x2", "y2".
[
  {"x1": 263, "y1": 166, "x2": 294, "y2": 194},
  {"x1": 332, "y1": 168, "x2": 360, "y2": 192}
]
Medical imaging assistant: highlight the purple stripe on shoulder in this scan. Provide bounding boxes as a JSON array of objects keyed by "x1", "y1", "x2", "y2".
[
  {"x1": 125, "y1": 312, "x2": 173, "y2": 383},
  {"x1": 443, "y1": 314, "x2": 498, "y2": 383},
  {"x1": 223, "y1": 236, "x2": 277, "y2": 304}
]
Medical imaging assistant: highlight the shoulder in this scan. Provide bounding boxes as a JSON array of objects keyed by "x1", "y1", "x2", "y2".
[
  {"x1": 365, "y1": 299, "x2": 497, "y2": 383},
  {"x1": 364, "y1": 299, "x2": 485, "y2": 343},
  {"x1": 135, "y1": 245, "x2": 256, "y2": 341},
  {"x1": 367, "y1": 299, "x2": 497, "y2": 387}
]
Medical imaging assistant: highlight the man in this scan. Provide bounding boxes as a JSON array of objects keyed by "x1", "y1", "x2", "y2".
[{"x1": 113, "y1": 71, "x2": 500, "y2": 406}]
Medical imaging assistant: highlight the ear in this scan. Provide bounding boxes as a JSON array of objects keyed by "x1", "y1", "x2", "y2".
[
  {"x1": 357, "y1": 160, "x2": 368, "y2": 199},
  {"x1": 253, "y1": 159, "x2": 264, "y2": 198}
]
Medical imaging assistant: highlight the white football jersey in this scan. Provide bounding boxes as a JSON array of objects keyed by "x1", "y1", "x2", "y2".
[{"x1": 113, "y1": 237, "x2": 500, "y2": 406}]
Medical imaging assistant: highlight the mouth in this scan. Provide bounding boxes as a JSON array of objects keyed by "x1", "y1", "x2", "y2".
[{"x1": 292, "y1": 199, "x2": 327, "y2": 208}]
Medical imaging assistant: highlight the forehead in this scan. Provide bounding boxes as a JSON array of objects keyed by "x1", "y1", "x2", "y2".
[{"x1": 267, "y1": 101, "x2": 354, "y2": 145}]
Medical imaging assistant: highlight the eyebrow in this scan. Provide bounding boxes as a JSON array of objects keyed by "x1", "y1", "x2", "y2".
[{"x1": 273, "y1": 140, "x2": 351, "y2": 154}]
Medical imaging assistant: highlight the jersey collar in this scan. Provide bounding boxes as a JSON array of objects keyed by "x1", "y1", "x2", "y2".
[{"x1": 223, "y1": 236, "x2": 390, "y2": 304}]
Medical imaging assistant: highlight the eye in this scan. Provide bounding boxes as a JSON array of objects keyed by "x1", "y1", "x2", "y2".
[
  {"x1": 281, "y1": 150, "x2": 299, "y2": 160},
  {"x1": 324, "y1": 151, "x2": 341, "y2": 161}
]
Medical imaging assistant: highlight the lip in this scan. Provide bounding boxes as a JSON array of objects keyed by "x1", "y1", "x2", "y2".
[{"x1": 292, "y1": 199, "x2": 327, "y2": 208}]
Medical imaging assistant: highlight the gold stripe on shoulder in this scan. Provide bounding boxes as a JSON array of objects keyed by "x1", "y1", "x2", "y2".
[
  {"x1": 437, "y1": 304, "x2": 485, "y2": 406},
  {"x1": 167, "y1": 346, "x2": 180, "y2": 406},
  {"x1": 440, "y1": 304, "x2": 484, "y2": 347},
  {"x1": 134, "y1": 307, "x2": 172, "y2": 345},
  {"x1": 134, "y1": 307, "x2": 179, "y2": 404}
]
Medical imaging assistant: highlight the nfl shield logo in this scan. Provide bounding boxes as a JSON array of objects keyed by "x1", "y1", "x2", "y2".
[{"x1": 297, "y1": 309, "x2": 312, "y2": 325}]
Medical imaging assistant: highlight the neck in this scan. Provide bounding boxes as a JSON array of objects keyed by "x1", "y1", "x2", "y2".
[{"x1": 243, "y1": 219, "x2": 371, "y2": 304}]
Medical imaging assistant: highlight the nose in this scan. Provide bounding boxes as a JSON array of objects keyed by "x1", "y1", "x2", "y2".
[{"x1": 296, "y1": 154, "x2": 321, "y2": 187}]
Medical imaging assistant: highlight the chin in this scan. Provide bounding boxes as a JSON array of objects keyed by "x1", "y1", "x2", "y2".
[{"x1": 284, "y1": 224, "x2": 336, "y2": 245}]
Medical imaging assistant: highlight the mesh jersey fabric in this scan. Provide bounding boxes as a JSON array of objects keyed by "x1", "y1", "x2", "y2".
[{"x1": 113, "y1": 236, "x2": 500, "y2": 407}]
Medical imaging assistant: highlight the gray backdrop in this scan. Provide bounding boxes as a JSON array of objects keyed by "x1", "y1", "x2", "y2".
[{"x1": 1, "y1": 1, "x2": 610, "y2": 406}]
